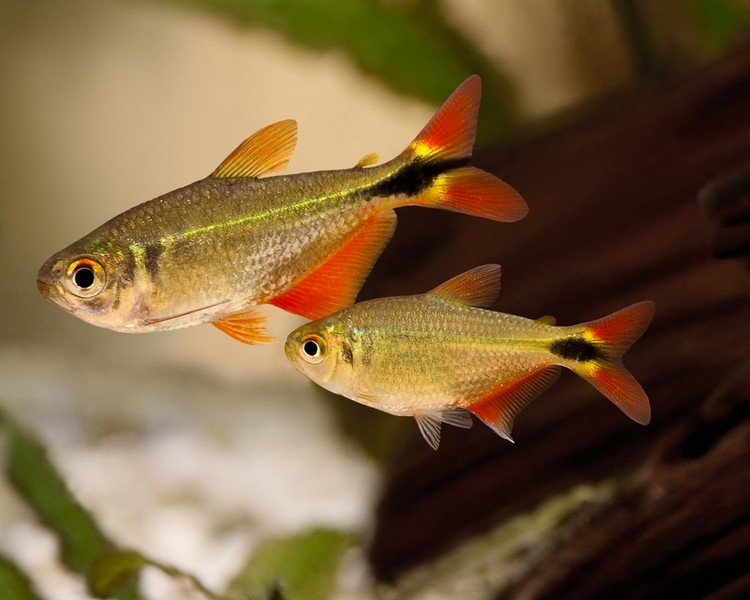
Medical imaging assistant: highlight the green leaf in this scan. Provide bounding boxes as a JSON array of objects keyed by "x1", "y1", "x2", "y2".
[
  {"x1": 0, "y1": 410, "x2": 220, "y2": 599},
  {"x1": 170, "y1": 0, "x2": 518, "y2": 142},
  {"x1": 1, "y1": 414, "x2": 112, "y2": 571},
  {"x1": 687, "y1": 0, "x2": 750, "y2": 55},
  {"x1": 0, "y1": 554, "x2": 39, "y2": 600},
  {"x1": 0, "y1": 411, "x2": 139, "y2": 600},
  {"x1": 88, "y1": 551, "x2": 147, "y2": 597},
  {"x1": 615, "y1": 0, "x2": 750, "y2": 76},
  {"x1": 226, "y1": 527, "x2": 354, "y2": 600}
]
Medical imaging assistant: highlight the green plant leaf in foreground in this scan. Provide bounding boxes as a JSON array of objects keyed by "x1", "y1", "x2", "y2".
[
  {"x1": 0, "y1": 410, "x2": 140, "y2": 600},
  {"x1": 687, "y1": 0, "x2": 750, "y2": 56},
  {"x1": 226, "y1": 528, "x2": 354, "y2": 600},
  {"x1": 0, "y1": 554, "x2": 39, "y2": 600},
  {"x1": 87, "y1": 551, "x2": 147, "y2": 598},
  {"x1": 89, "y1": 550, "x2": 221, "y2": 600},
  {"x1": 171, "y1": 0, "x2": 518, "y2": 143},
  {"x1": 1, "y1": 413, "x2": 114, "y2": 571},
  {"x1": 0, "y1": 410, "x2": 226, "y2": 599}
]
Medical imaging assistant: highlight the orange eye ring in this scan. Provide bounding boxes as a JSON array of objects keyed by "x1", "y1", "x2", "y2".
[
  {"x1": 64, "y1": 258, "x2": 106, "y2": 298},
  {"x1": 300, "y1": 334, "x2": 326, "y2": 364}
]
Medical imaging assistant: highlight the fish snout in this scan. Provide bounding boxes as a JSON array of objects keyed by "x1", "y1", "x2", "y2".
[
  {"x1": 37, "y1": 271, "x2": 55, "y2": 299},
  {"x1": 36, "y1": 277, "x2": 52, "y2": 298},
  {"x1": 36, "y1": 258, "x2": 65, "y2": 301}
]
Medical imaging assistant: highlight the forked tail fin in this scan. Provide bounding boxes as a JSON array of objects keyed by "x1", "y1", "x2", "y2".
[
  {"x1": 394, "y1": 75, "x2": 528, "y2": 223},
  {"x1": 568, "y1": 301, "x2": 655, "y2": 425}
]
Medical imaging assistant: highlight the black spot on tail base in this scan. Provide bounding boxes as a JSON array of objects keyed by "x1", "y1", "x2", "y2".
[
  {"x1": 549, "y1": 337, "x2": 602, "y2": 362},
  {"x1": 370, "y1": 157, "x2": 470, "y2": 198}
]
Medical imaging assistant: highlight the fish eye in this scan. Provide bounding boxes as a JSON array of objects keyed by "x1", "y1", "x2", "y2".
[
  {"x1": 74, "y1": 266, "x2": 95, "y2": 289},
  {"x1": 64, "y1": 258, "x2": 106, "y2": 298},
  {"x1": 300, "y1": 334, "x2": 326, "y2": 364}
]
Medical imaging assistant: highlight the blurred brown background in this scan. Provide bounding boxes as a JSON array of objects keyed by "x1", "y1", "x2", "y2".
[{"x1": 1, "y1": 1, "x2": 749, "y2": 598}]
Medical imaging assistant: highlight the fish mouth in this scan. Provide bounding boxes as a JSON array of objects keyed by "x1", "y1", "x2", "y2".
[
  {"x1": 36, "y1": 277, "x2": 54, "y2": 298},
  {"x1": 36, "y1": 277, "x2": 75, "y2": 314},
  {"x1": 36, "y1": 258, "x2": 63, "y2": 299}
]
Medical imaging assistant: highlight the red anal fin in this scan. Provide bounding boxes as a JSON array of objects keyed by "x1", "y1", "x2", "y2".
[
  {"x1": 212, "y1": 308, "x2": 274, "y2": 345},
  {"x1": 270, "y1": 210, "x2": 397, "y2": 320},
  {"x1": 466, "y1": 366, "x2": 561, "y2": 442}
]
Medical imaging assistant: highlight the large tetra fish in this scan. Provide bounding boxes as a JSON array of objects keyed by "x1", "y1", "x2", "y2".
[
  {"x1": 285, "y1": 265, "x2": 654, "y2": 449},
  {"x1": 37, "y1": 76, "x2": 527, "y2": 344}
]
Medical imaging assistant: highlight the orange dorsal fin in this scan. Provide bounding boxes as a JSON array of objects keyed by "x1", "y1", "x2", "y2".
[
  {"x1": 212, "y1": 119, "x2": 298, "y2": 179},
  {"x1": 270, "y1": 210, "x2": 397, "y2": 319},
  {"x1": 426, "y1": 264, "x2": 501, "y2": 308},
  {"x1": 466, "y1": 366, "x2": 561, "y2": 442},
  {"x1": 212, "y1": 308, "x2": 275, "y2": 344}
]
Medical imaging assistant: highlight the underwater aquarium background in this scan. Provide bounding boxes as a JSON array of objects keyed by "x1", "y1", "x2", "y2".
[{"x1": 1, "y1": 0, "x2": 749, "y2": 598}]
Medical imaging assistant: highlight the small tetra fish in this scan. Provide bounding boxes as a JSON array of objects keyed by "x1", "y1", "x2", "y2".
[
  {"x1": 285, "y1": 265, "x2": 655, "y2": 449},
  {"x1": 36, "y1": 76, "x2": 527, "y2": 344}
]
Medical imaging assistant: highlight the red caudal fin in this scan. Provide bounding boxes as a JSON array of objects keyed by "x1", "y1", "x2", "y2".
[
  {"x1": 409, "y1": 75, "x2": 481, "y2": 163},
  {"x1": 426, "y1": 166, "x2": 528, "y2": 222},
  {"x1": 568, "y1": 301, "x2": 656, "y2": 425},
  {"x1": 398, "y1": 75, "x2": 528, "y2": 222}
]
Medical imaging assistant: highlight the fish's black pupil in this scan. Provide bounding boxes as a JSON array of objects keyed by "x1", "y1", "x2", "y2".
[
  {"x1": 74, "y1": 267, "x2": 95, "y2": 289},
  {"x1": 303, "y1": 340, "x2": 319, "y2": 357}
]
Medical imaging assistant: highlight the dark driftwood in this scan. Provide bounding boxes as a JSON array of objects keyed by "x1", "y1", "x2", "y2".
[{"x1": 361, "y1": 41, "x2": 750, "y2": 596}]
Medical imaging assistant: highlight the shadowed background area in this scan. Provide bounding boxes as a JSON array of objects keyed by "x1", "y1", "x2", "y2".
[
  {"x1": 1, "y1": 0, "x2": 750, "y2": 598},
  {"x1": 364, "y1": 47, "x2": 750, "y2": 594}
]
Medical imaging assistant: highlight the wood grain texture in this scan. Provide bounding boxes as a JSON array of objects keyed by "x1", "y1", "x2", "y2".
[{"x1": 361, "y1": 42, "x2": 750, "y2": 593}]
